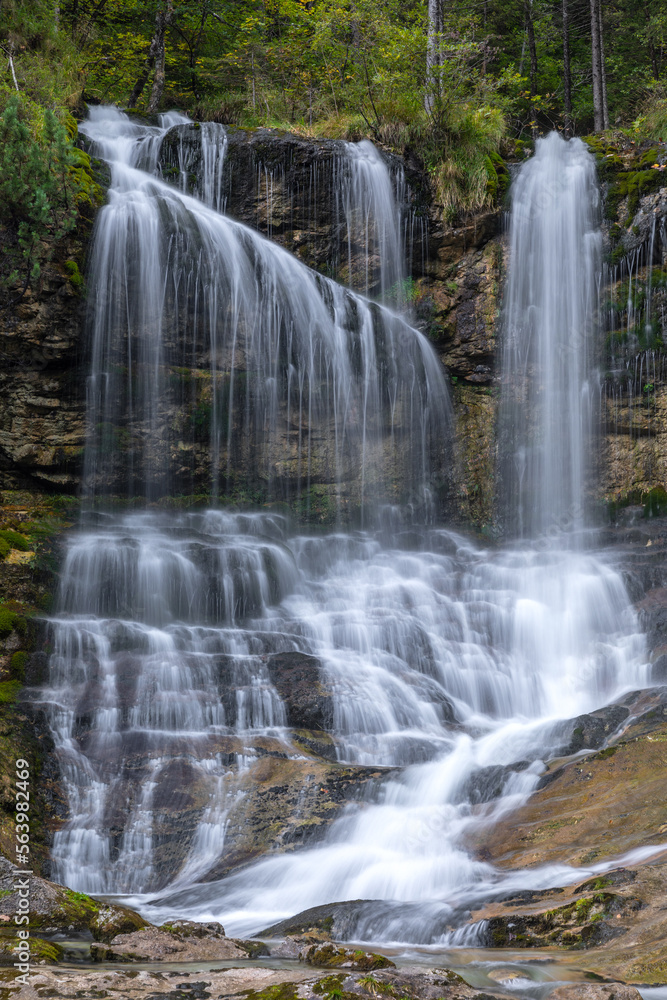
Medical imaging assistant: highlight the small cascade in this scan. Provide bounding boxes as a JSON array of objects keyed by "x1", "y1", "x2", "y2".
[
  {"x1": 80, "y1": 107, "x2": 447, "y2": 511},
  {"x1": 340, "y1": 140, "x2": 406, "y2": 302},
  {"x1": 500, "y1": 133, "x2": 601, "y2": 539},
  {"x1": 600, "y1": 216, "x2": 667, "y2": 466},
  {"x1": 168, "y1": 121, "x2": 228, "y2": 212}
]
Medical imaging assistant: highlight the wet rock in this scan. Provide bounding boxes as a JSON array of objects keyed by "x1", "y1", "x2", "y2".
[
  {"x1": 474, "y1": 717, "x2": 667, "y2": 871},
  {"x1": 652, "y1": 652, "x2": 667, "y2": 681},
  {"x1": 558, "y1": 705, "x2": 630, "y2": 757},
  {"x1": 454, "y1": 761, "x2": 530, "y2": 805},
  {"x1": 259, "y1": 900, "x2": 373, "y2": 940},
  {"x1": 303, "y1": 942, "x2": 395, "y2": 970},
  {"x1": 485, "y1": 892, "x2": 641, "y2": 949},
  {"x1": 578, "y1": 868, "x2": 637, "y2": 892},
  {"x1": 266, "y1": 651, "x2": 334, "y2": 731}
]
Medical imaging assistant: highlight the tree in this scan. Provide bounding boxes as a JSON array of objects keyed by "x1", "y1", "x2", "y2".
[
  {"x1": 590, "y1": 0, "x2": 608, "y2": 132},
  {"x1": 127, "y1": 0, "x2": 175, "y2": 109},
  {"x1": 562, "y1": 0, "x2": 572, "y2": 136},
  {"x1": 425, "y1": 0, "x2": 443, "y2": 113}
]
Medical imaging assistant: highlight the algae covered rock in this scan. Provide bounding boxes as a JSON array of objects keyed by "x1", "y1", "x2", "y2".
[
  {"x1": 304, "y1": 942, "x2": 395, "y2": 970},
  {"x1": 0, "y1": 856, "x2": 148, "y2": 964}
]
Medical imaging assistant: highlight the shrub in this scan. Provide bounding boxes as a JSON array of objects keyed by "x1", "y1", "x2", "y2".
[{"x1": 0, "y1": 97, "x2": 97, "y2": 298}]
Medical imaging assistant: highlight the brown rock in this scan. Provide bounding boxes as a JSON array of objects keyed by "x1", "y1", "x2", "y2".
[
  {"x1": 90, "y1": 920, "x2": 247, "y2": 962},
  {"x1": 548, "y1": 987, "x2": 642, "y2": 1000}
]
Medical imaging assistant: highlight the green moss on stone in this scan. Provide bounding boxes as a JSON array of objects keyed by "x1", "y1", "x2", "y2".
[
  {"x1": 0, "y1": 680, "x2": 22, "y2": 704},
  {"x1": 29, "y1": 936, "x2": 65, "y2": 963},
  {"x1": 0, "y1": 529, "x2": 30, "y2": 552},
  {"x1": 64, "y1": 259, "x2": 84, "y2": 291}
]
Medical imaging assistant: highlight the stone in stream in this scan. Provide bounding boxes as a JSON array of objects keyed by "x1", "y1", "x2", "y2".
[{"x1": 89, "y1": 919, "x2": 258, "y2": 962}]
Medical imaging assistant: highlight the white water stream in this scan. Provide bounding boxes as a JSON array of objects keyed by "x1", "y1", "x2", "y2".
[{"x1": 34, "y1": 119, "x2": 663, "y2": 946}]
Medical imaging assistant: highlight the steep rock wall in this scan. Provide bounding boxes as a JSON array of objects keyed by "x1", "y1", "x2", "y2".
[{"x1": 0, "y1": 123, "x2": 504, "y2": 526}]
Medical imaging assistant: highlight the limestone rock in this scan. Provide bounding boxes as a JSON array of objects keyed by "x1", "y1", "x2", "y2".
[
  {"x1": 90, "y1": 920, "x2": 248, "y2": 962},
  {"x1": 549, "y1": 987, "x2": 642, "y2": 1000}
]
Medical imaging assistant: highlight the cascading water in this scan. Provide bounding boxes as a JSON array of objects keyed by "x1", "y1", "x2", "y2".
[
  {"x1": 79, "y1": 106, "x2": 447, "y2": 508},
  {"x1": 340, "y1": 140, "x2": 406, "y2": 303},
  {"x1": 500, "y1": 133, "x2": 601, "y2": 539},
  {"x1": 32, "y1": 120, "x2": 663, "y2": 945}
]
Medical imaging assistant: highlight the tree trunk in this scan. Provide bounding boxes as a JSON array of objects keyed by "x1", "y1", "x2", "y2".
[
  {"x1": 562, "y1": 0, "x2": 572, "y2": 137},
  {"x1": 590, "y1": 0, "x2": 603, "y2": 133},
  {"x1": 598, "y1": 1, "x2": 609, "y2": 130},
  {"x1": 644, "y1": 0, "x2": 658, "y2": 77},
  {"x1": 128, "y1": 2, "x2": 173, "y2": 109},
  {"x1": 425, "y1": 0, "x2": 442, "y2": 113},
  {"x1": 524, "y1": 0, "x2": 537, "y2": 99},
  {"x1": 146, "y1": 28, "x2": 167, "y2": 113}
]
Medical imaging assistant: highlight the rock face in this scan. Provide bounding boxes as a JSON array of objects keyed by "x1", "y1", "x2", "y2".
[
  {"x1": 0, "y1": 122, "x2": 506, "y2": 528},
  {"x1": 465, "y1": 683, "x2": 667, "y2": 983},
  {"x1": 0, "y1": 259, "x2": 86, "y2": 492},
  {"x1": 266, "y1": 651, "x2": 334, "y2": 731},
  {"x1": 589, "y1": 136, "x2": 667, "y2": 517}
]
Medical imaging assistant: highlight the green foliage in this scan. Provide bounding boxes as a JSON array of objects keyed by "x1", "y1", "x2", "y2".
[
  {"x1": 10, "y1": 651, "x2": 28, "y2": 681},
  {"x1": 0, "y1": 96, "x2": 97, "y2": 297},
  {"x1": 0, "y1": 529, "x2": 31, "y2": 552},
  {"x1": 0, "y1": 681, "x2": 22, "y2": 704},
  {"x1": 0, "y1": 605, "x2": 27, "y2": 638},
  {"x1": 64, "y1": 258, "x2": 84, "y2": 291},
  {"x1": 3, "y1": 0, "x2": 667, "y2": 231}
]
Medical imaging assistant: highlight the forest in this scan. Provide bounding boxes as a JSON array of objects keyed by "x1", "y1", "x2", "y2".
[{"x1": 2, "y1": 1, "x2": 667, "y2": 224}]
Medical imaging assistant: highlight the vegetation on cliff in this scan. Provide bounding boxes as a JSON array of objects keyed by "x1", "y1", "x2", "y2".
[{"x1": 3, "y1": 0, "x2": 667, "y2": 227}]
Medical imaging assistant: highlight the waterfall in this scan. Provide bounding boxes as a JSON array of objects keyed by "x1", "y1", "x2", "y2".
[
  {"x1": 79, "y1": 107, "x2": 447, "y2": 510},
  {"x1": 500, "y1": 133, "x2": 601, "y2": 539},
  {"x1": 30, "y1": 120, "x2": 659, "y2": 940},
  {"x1": 340, "y1": 140, "x2": 406, "y2": 302}
]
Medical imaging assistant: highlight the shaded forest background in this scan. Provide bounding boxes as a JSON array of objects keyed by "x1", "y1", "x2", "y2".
[{"x1": 1, "y1": 0, "x2": 667, "y2": 299}]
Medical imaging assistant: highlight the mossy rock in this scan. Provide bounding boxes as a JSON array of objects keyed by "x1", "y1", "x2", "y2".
[
  {"x1": 0, "y1": 605, "x2": 27, "y2": 639},
  {"x1": 0, "y1": 529, "x2": 30, "y2": 554},
  {"x1": 0, "y1": 680, "x2": 21, "y2": 704},
  {"x1": 242, "y1": 985, "x2": 301, "y2": 1000},
  {"x1": 305, "y1": 944, "x2": 395, "y2": 971},
  {"x1": 9, "y1": 651, "x2": 27, "y2": 681},
  {"x1": 29, "y1": 936, "x2": 65, "y2": 964},
  {"x1": 64, "y1": 259, "x2": 84, "y2": 292},
  {"x1": 485, "y1": 152, "x2": 509, "y2": 205},
  {"x1": 3, "y1": 881, "x2": 148, "y2": 943}
]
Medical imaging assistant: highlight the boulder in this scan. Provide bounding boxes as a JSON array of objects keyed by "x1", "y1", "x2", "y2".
[
  {"x1": 89, "y1": 920, "x2": 251, "y2": 962},
  {"x1": 548, "y1": 987, "x2": 642, "y2": 1000},
  {"x1": 0, "y1": 857, "x2": 147, "y2": 948},
  {"x1": 557, "y1": 704, "x2": 630, "y2": 757},
  {"x1": 303, "y1": 942, "x2": 395, "y2": 970}
]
